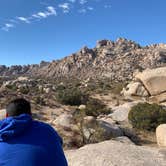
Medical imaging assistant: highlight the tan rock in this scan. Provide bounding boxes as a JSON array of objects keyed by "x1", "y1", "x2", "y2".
[
  {"x1": 78, "y1": 105, "x2": 86, "y2": 110},
  {"x1": 83, "y1": 116, "x2": 95, "y2": 124},
  {"x1": 17, "y1": 76, "x2": 28, "y2": 81},
  {"x1": 54, "y1": 114, "x2": 73, "y2": 127},
  {"x1": 156, "y1": 124, "x2": 166, "y2": 147},
  {"x1": 0, "y1": 109, "x2": 6, "y2": 120},
  {"x1": 150, "y1": 92, "x2": 166, "y2": 103},
  {"x1": 122, "y1": 81, "x2": 149, "y2": 97},
  {"x1": 65, "y1": 137, "x2": 166, "y2": 166},
  {"x1": 135, "y1": 67, "x2": 166, "y2": 96}
]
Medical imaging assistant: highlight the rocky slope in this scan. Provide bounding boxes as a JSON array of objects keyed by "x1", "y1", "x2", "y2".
[{"x1": 0, "y1": 38, "x2": 166, "y2": 82}]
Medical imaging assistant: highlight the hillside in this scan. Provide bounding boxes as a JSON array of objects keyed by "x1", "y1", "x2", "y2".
[
  {"x1": 0, "y1": 38, "x2": 166, "y2": 166},
  {"x1": 0, "y1": 38, "x2": 166, "y2": 82}
]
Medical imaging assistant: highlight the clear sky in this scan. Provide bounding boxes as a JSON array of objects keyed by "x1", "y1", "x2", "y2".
[{"x1": 0, "y1": 0, "x2": 166, "y2": 66}]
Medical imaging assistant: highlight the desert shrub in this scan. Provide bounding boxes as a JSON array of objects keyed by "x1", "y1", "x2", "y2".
[
  {"x1": 84, "y1": 98, "x2": 112, "y2": 117},
  {"x1": 98, "y1": 81, "x2": 112, "y2": 91},
  {"x1": 56, "y1": 88, "x2": 88, "y2": 106},
  {"x1": 19, "y1": 87, "x2": 30, "y2": 94},
  {"x1": 73, "y1": 109, "x2": 105, "y2": 146},
  {"x1": 34, "y1": 96, "x2": 46, "y2": 105},
  {"x1": 56, "y1": 84, "x2": 66, "y2": 91},
  {"x1": 110, "y1": 82, "x2": 125, "y2": 95},
  {"x1": 128, "y1": 102, "x2": 166, "y2": 131},
  {"x1": 6, "y1": 84, "x2": 17, "y2": 91}
]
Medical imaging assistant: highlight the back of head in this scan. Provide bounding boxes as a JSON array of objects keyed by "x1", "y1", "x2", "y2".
[{"x1": 6, "y1": 98, "x2": 31, "y2": 117}]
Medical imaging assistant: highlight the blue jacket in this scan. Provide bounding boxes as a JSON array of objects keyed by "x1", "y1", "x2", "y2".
[{"x1": 0, "y1": 114, "x2": 68, "y2": 166}]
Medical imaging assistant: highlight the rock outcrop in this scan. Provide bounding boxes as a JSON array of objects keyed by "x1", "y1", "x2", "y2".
[
  {"x1": 65, "y1": 137, "x2": 166, "y2": 166},
  {"x1": 122, "y1": 67, "x2": 166, "y2": 104},
  {"x1": 135, "y1": 67, "x2": 166, "y2": 96},
  {"x1": 0, "y1": 38, "x2": 165, "y2": 82}
]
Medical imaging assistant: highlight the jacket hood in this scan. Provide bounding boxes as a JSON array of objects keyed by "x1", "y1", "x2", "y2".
[{"x1": 0, "y1": 114, "x2": 32, "y2": 141}]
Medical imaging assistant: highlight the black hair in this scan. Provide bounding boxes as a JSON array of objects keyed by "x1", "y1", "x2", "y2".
[{"x1": 6, "y1": 98, "x2": 31, "y2": 117}]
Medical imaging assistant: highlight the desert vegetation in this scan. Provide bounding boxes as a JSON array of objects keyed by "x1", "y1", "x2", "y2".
[{"x1": 129, "y1": 102, "x2": 166, "y2": 131}]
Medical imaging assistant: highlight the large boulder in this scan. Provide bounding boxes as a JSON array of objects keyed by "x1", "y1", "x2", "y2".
[
  {"x1": 65, "y1": 137, "x2": 166, "y2": 166},
  {"x1": 156, "y1": 124, "x2": 166, "y2": 147},
  {"x1": 135, "y1": 67, "x2": 166, "y2": 96},
  {"x1": 122, "y1": 82, "x2": 149, "y2": 97}
]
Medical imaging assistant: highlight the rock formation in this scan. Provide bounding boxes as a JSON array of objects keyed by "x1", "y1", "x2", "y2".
[
  {"x1": 65, "y1": 137, "x2": 166, "y2": 166},
  {"x1": 122, "y1": 67, "x2": 166, "y2": 104},
  {"x1": 0, "y1": 38, "x2": 165, "y2": 82}
]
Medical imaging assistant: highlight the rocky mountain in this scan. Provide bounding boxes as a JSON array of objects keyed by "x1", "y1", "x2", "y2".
[{"x1": 0, "y1": 38, "x2": 166, "y2": 82}]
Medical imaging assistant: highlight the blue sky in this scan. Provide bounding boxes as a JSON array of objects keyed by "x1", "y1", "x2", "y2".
[{"x1": 0, "y1": 0, "x2": 166, "y2": 66}]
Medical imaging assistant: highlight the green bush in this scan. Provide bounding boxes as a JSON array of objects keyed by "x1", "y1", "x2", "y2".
[
  {"x1": 56, "y1": 88, "x2": 87, "y2": 106},
  {"x1": 110, "y1": 82, "x2": 125, "y2": 95},
  {"x1": 19, "y1": 87, "x2": 30, "y2": 94},
  {"x1": 128, "y1": 102, "x2": 166, "y2": 131},
  {"x1": 84, "y1": 98, "x2": 112, "y2": 117},
  {"x1": 6, "y1": 84, "x2": 17, "y2": 91},
  {"x1": 34, "y1": 96, "x2": 46, "y2": 105}
]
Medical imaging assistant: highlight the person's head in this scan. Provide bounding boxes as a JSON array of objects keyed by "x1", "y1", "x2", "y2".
[{"x1": 6, "y1": 98, "x2": 31, "y2": 117}]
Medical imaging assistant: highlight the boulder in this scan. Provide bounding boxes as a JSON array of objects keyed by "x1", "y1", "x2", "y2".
[
  {"x1": 150, "y1": 92, "x2": 166, "y2": 103},
  {"x1": 135, "y1": 67, "x2": 166, "y2": 96},
  {"x1": 83, "y1": 116, "x2": 95, "y2": 124},
  {"x1": 122, "y1": 81, "x2": 149, "y2": 97},
  {"x1": 65, "y1": 138, "x2": 166, "y2": 166},
  {"x1": 0, "y1": 109, "x2": 6, "y2": 120},
  {"x1": 156, "y1": 124, "x2": 166, "y2": 147},
  {"x1": 78, "y1": 105, "x2": 86, "y2": 110},
  {"x1": 97, "y1": 120, "x2": 123, "y2": 138},
  {"x1": 17, "y1": 76, "x2": 28, "y2": 81},
  {"x1": 109, "y1": 101, "x2": 141, "y2": 122},
  {"x1": 54, "y1": 114, "x2": 73, "y2": 128}
]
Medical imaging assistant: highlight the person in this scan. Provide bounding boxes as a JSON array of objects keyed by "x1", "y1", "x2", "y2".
[{"x1": 0, "y1": 98, "x2": 68, "y2": 166}]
